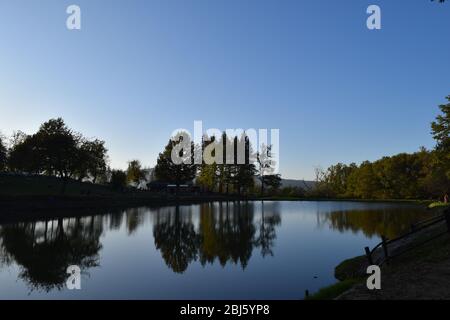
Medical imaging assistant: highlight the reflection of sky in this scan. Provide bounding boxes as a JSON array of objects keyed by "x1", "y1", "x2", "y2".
[
  {"x1": 0, "y1": 201, "x2": 430, "y2": 299},
  {"x1": 1, "y1": 1, "x2": 449, "y2": 179}
]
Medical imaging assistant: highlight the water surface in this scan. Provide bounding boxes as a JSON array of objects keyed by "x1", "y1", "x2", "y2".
[{"x1": 0, "y1": 201, "x2": 432, "y2": 299}]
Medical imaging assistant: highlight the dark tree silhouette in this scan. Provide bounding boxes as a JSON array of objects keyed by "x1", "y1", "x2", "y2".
[
  {"x1": 8, "y1": 134, "x2": 43, "y2": 174},
  {"x1": 254, "y1": 202, "x2": 281, "y2": 257},
  {"x1": 110, "y1": 169, "x2": 127, "y2": 191},
  {"x1": 75, "y1": 139, "x2": 108, "y2": 183},
  {"x1": 0, "y1": 136, "x2": 7, "y2": 171},
  {"x1": 0, "y1": 217, "x2": 102, "y2": 292},
  {"x1": 153, "y1": 206, "x2": 199, "y2": 273},
  {"x1": 154, "y1": 135, "x2": 197, "y2": 190},
  {"x1": 7, "y1": 118, "x2": 109, "y2": 191}
]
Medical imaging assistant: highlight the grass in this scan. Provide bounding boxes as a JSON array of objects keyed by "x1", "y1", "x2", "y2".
[
  {"x1": 305, "y1": 255, "x2": 367, "y2": 300},
  {"x1": 0, "y1": 173, "x2": 119, "y2": 197},
  {"x1": 428, "y1": 201, "x2": 450, "y2": 209},
  {"x1": 305, "y1": 279, "x2": 362, "y2": 300},
  {"x1": 335, "y1": 255, "x2": 368, "y2": 281}
]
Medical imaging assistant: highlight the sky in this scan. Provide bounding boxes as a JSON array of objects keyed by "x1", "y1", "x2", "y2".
[{"x1": 0, "y1": 0, "x2": 449, "y2": 180}]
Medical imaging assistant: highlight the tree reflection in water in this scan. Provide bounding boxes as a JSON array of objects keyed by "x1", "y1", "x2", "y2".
[
  {"x1": 153, "y1": 206, "x2": 199, "y2": 273},
  {"x1": 0, "y1": 202, "x2": 283, "y2": 290},
  {"x1": 317, "y1": 205, "x2": 434, "y2": 239},
  {"x1": 153, "y1": 201, "x2": 282, "y2": 273},
  {"x1": 0, "y1": 216, "x2": 103, "y2": 292}
]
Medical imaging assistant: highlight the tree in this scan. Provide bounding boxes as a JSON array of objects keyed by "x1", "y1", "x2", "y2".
[
  {"x1": 256, "y1": 144, "x2": 278, "y2": 195},
  {"x1": 196, "y1": 136, "x2": 221, "y2": 192},
  {"x1": 197, "y1": 162, "x2": 218, "y2": 191},
  {"x1": 0, "y1": 135, "x2": 7, "y2": 171},
  {"x1": 263, "y1": 174, "x2": 282, "y2": 192},
  {"x1": 430, "y1": 96, "x2": 450, "y2": 197},
  {"x1": 431, "y1": 96, "x2": 450, "y2": 153},
  {"x1": 8, "y1": 134, "x2": 42, "y2": 174},
  {"x1": 228, "y1": 135, "x2": 256, "y2": 195},
  {"x1": 153, "y1": 206, "x2": 199, "y2": 273},
  {"x1": 154, "y1": 135, "x2": 197, "y2": 190},
  {"x1": 110, "y1": 169, "x2": 127, "y2": 191},
  {"x1": 76, "y1": 139, "x2": 108, "y2": 183},
  {"x1": 126, "y1": 159, "x2": 145, "y2": 186},
  {"x1": 35, "y1": 118, "x2": 79, "y2": 179},
  {"x1": 7, "y1": 119, "x2": 110, "y2": 189}
]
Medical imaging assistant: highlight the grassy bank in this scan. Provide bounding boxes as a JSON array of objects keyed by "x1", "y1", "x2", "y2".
[{"x1": 305, "y1": 279, "x2": 361, "y2": 300}]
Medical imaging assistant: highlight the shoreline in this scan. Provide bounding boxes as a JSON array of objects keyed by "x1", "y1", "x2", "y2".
[{"x1": 0, "y1": 194, "x2": 433, "y2": 223}]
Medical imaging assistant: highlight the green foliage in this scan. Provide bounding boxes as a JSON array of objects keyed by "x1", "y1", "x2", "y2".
[
  {"x1": 316, "y1": 149, "x2": 448, "y2": 200},
  {"x1": 305, "y1": 279, "x2": 360, "y2": 300},
  {"x1": 314, "y1": 97, "x2": 450, "y2": 200},
  {"x1": 126, "y1": 159, "x2": 145, "y2": 185},
  {"x1": 431, "y1": 96, "x2": 450, "y2": 152},
  {"x1": 431, "y1": 96, "x2": 450, "y2": 184},
  {"x1": 428, "y1": 202, "x2": 450, "y2": 209},
  {"x1": 276, "y1": 186, "x2": 306, "y2": 198}
]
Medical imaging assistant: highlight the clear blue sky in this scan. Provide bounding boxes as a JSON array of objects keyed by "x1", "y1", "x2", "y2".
[{"x1": 0, "y1": 0, "x2": 449, "y2": 180}]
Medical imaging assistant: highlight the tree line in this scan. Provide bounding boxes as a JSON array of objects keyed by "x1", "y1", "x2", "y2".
[
  {"x1": 0, "y1": 95, "x2": 448, "y2": 199},
  {"x1": 312, "y1": 96, "x2": 449, "y2": 200},
  {"x1": 0, "y1": 119, "x2": 281, "y2": 195},
  {"x1": 153, "y1": 132, "x2": 281, "y2": 195}
]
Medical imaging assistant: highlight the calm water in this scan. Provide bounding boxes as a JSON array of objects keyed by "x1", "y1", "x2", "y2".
[{"x1": 0, "y1": 201, "x2": 432, "y2": 299}]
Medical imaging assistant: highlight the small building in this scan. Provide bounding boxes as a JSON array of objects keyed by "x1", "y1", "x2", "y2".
[{"x1": 146, "y1": 181, "x2": 200, "y2": 194}]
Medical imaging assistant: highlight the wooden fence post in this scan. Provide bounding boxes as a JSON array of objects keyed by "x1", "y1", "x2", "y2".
[
  {"x1": 365, "y1": 246, "x2": 373, "y2": 265},
  {"x1": 445, "y1": 209, "x2": 450, "y2": 233},
  {"x1": 381, "y1": 235, "x2": 389, "y2": 264}
]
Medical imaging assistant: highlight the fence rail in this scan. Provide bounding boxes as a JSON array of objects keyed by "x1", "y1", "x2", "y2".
[{"x1": 364, "y1": 208, "x2": 450, "y2": 266}]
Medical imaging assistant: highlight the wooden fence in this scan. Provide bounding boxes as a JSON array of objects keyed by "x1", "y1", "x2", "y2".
[{"x1": 364, "y1": 208, "x2": 450, "y2": 266}]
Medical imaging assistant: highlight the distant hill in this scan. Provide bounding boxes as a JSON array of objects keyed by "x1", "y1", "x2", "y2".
[{"x1": 281, "y1": 179, "x2": 316, "y2": 190}]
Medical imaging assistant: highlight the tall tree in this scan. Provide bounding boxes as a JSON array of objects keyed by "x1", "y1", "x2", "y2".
[
  {"x1": 196, "y1": 137, "x2": 219, "y2": 192},
  {"x1": 0, "y1": 135, "x2": 7, "y2": 171},
  {"x1": 35, "y1": 118, "x2": 79, "y2": 179},
  {"x1": 110, "y1": 169, "x2": 127, "y2": 191},
  {"x1": 230, "y1": 135, "x2": 256, "y2": 195},
  {"x1": 256, "y1": 144, "x2": 278, "y2": 195},
  {"x1": 431, "y1": 96, "x2": 450, "y2": 153},
  {"x1": 8, "y1": 134, "x2": 42, "y2": 174},
  {"x1": 154, "y1": 136, "x2": 197, "y2": 190},
  {"x1": 78, "y1": 139, "x2": 108, "y2": 183},
  {"x1": 126, "y1": 159, "x2": 145, "y2": 186},
  {"x1": 430, "y1": 96, "x2": 450, "y2": 197}
]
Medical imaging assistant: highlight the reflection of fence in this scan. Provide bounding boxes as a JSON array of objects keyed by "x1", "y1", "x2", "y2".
[{"x1": 364, "y1": 208, "x2": 450, "y2": 266}]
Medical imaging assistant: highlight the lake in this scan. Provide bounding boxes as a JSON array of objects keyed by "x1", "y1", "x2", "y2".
[{"x1": 0, "y1": 201, "x2": 433, "y2": 299}]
